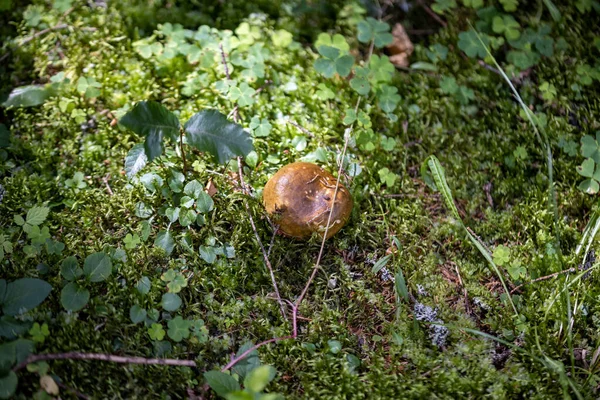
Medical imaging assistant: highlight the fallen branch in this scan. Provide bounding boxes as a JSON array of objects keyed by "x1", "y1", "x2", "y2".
[
  {"x1": 510, "y1": 268, "x2": 576, "y2": 294},
  {"x1": 13, "y1": 352, "x2": 196, "y2": 372}
]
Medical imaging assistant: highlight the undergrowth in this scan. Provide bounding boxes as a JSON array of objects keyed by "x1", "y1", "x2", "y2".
[{"x1": 1, "y1": 0, "x2": 600, "y2": 398}]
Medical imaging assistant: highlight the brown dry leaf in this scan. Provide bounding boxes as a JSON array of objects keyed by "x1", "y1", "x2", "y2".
[
  {"x1": 386, "y1": 23, "x2": 414, "y2": 68},
  {"x1": 206, "y1": 179, "x2": 218, "y2": 197},
  {"x1": 40, "y1": 375, "x2": 59, "y2": 395}
]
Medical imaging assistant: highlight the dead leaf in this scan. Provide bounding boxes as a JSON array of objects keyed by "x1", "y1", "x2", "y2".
[
  {"x1": 206, "y1": 179, "x2": 218, "y2": 197},
  {"x1": 386, "y1": 23, "x2": 414, "y2": 68},
  {"x1": 40, "y1": 375, "x2": 59, "y2": 395}
]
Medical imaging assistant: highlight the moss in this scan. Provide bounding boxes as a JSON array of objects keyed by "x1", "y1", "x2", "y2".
[{"x1": 1, "y1": 0, "x2": 600, "y2": 398}]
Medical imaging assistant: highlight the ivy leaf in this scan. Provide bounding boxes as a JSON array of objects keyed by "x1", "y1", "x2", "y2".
[
  {"x1": 119, "y1": 101, "x2": 180, "y2": 162},
  {"x1": 196, "y1": 192, "x2": 214, "y2": 213},
  {"x1": 60, "y1": 282, "x2": 90, "y2": 312},
  {"x1": 167, "y1": 316, "x2": 191, "y2": 342},
  {"x1": 457, "y1": 30, "x2": 490, "y2": 58},
  {"x1": 83, "y1": 252, "x2": 112, "y2": 282},
  {"x1": 0, "y1": 371, "x2": 17, "y2": 399},
  {"x1": 136, "y1": 276, "x2": 151, "y2": 295},
  {"x1": 155, "y1": 231, "x2": 175, "y2": 255},
  {"x1": 357, "y1": 17, "x2": 393, "y2": 48},
  {"x1": 125, "y1": 143, "x2": 148, "y2": 178},
  {"x1": 199, "y1": 246, "x2": 217, "y2": 264},
  {"x1": 184, "y1": 110, "x2": 253, "y2": 164}
]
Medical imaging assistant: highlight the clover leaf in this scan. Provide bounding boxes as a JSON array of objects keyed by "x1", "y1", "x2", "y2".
[
  {"x1": 457, "y1": 30, "x2": 490, "y2": 58},
  {"x1": 249, "y1": 117, "x2": 272, "y2": 137},
  {"x1": 492, "y1": 15, "x2": 521, "y2": 40},
  {"x1": 167, "y1": 316, "x2": 192, "y2": 342},
  {"x1": 148, "y1": 323, "x2": 166, "y2": 341},
  {"x1": 228, "y1": 82, "x2": 256, "y2": 107},
  {"x1": 492, "y1": 245, "x2": 511, "y2": 266},
  {"x1": 357, "y1": 17, "x2": 393, "y2": 48},
  {"x1": 581, "y1": 132, "x2": 600, "y2": 163},
  {"x1": 314, "y1": 46, "x2": 354, "y2": 78},
  {"x1": 577, "y1": 158, "x2": 600, "y2": 194}
]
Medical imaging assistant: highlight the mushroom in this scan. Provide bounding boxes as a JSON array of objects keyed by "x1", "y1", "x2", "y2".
[{"x1": 263, "y1": 162, "x2": 353, "y2": 239}]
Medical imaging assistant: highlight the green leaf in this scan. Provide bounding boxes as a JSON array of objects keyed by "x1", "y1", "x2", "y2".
[
  {"x1": 1, "y1": 84, "x2": 58, "y2": 108},
  {"x1": 129, "y1": 305, "x2": 147, "y2": 324},
  {"x1": 184, "y1": 110, "x2": 253, "y2": 164},
  {"x1": 317, "y1": 45, "x2": 340, "y2": 60},
  {"x1": 577, "y1": 158, "x2": 596, "y2": 178},
  {"x1": 184, "y1": 180, "x2": 203, "y2": 199},
  {"x1": 335, "y1": 55, "x2": 354, "y2": 77},
  {"x1": 350, "y1": 77, "x2": 370, "y2": 96},
  {"x1": 161, "y1": 293, "x2": 182, "y2": 311},
  {"x1": 500, "y1": 0, "x2": 518, "y2": 12},
  {"x1": 0, "y1": 316, "x2": 29, "y2": 340},
  {"x1": 125, "y1": 143, "x2": 148, "y2": 178},
  {"x1": 579, "y1": 179, "x2": 599, "y2": 194},
  {"x1": 196, "y1": 192, "x2": 214, "y2": 213},
  {"x1": 167, "y1": 316, "x2": 191, "y2": 342},
  {"x1": 60, "y1": 256, "x2": 83, "y2": 281},
  {"x1": 228, "y1": 82, "x2": 256, "y2": 107},
  {"x1": 357, "y1": 18, "x2": 393, "y2": 48},
  {"x1": 60, "y1": 282, "x2": 90, "y2": 312},
  {"x1": 26, "y1": 206, "x2": 49, "y2": 226},
  {"x1": 0, "y1": 371, "x2": 17, "y2": 399},
  {"x1": 327, "y1": 340, "x2": 342, "y2": 354},
  {"x1": 148, "y1": 323, "x2": 165, "y2": 341},
  {"x1": 371, "y1": 254, "x2": 391, "y2": 274},
  {"x1": 492, "y1": 15, "x2": 521, "y2": 40},
  {"x1": 119, "y1": 101, "x2": 180, "y2": 162},
  {"x1": 199, "y1": 246, "x2": 217, "y2": 264},
  {"x1": 313, "y1": 58, "x2": 336, "y2": 78},
  {"x1": 2, "y1": 278, "x2": 52, "y2": 316},
  {"x1": 249, "y1": 117, "x2": 272, "y2": 137},
  {"x1": 394, "y1": 269, "x2": 409, "y2": 303},
  {"x1": 458, "y1": 30, "x2": 489, "y2": 58},
  {"x1": 343, "y1": 109, "x2": 356, "y2": 125},
  {"x1": 244, "y1": 365, "x2": 276, "y2": 393},
  {"x1": 83, "y1": 252, "x2": 112, "y2": 282},
  {"x1": 377, "y1": 85, "x2": 401, "y2": 113},
  {"x1": 204, "y1": 371, "x2": 241, "y2": 397},
  {"x1": 581, "y1": 133, "x2": 600, "y2": 163},
  {"x1": 136, "y1": 276, "x2": 151, "y2": 295},
  {"x1": 155, "y1": 231, "x2": 175, "y2": 255},
  {"x1": 492, "y1": 245, "x2": 511, "y2": 266}
]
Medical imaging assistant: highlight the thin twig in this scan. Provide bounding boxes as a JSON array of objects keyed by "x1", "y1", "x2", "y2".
[
  {"x1": 13, "y1": 352, "x2": 196, "y2": 372},
  {"x1": 219, "y1": 44, "x2": 231, "y2": 80},
  {"x1": 20, "y1": 24, "x2": 68, "y2": 45},
  {"x1": 510, "y1": 268, "x2": 576, "y2": 294},
  {"x1": 477, "y1": 60, "x2": 502, "y2": 76},
  {"x1": 220, "y1": 336, "x2": 293, "y2": 372},
  {"x1": 102, "y1": 175, "x2": 113, "y2": 196},
  {"x1": 418, "y1": 1, "x2": 447, "y2": 27},
  {"x1": 237, "y1": 157, "x2": 287, "y2": 319},
  {"x1": 286, "y1": 119, "x2": 314, "y2": 137}
]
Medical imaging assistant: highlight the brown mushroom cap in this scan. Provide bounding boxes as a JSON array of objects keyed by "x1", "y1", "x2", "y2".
[{"x1": 263, "y1": 162, "x2": 353, "y2": 239}]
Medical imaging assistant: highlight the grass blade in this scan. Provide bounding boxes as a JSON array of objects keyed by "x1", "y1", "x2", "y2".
[{"x1": 426, "y1": 155, "x2": 518, "y2": 316}]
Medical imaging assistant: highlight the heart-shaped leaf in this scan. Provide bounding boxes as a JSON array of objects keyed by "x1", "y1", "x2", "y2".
[
  {"x1": 120, "y1": 101, "x2": 180, "y2": 162},
  {"x1": 184, "y1": 110, "x2": 253, "y2": 164},
  {"x1": 83, "y1": 252, "x2": 112, "y2": 282},
  {"x1": 61, "y1": 282, "x2": 90, "y2": 312}
]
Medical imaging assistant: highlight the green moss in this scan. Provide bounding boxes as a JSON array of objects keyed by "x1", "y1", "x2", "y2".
[{"x1": 1, "y1": 0, "x2": 600, "y2": 398}]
